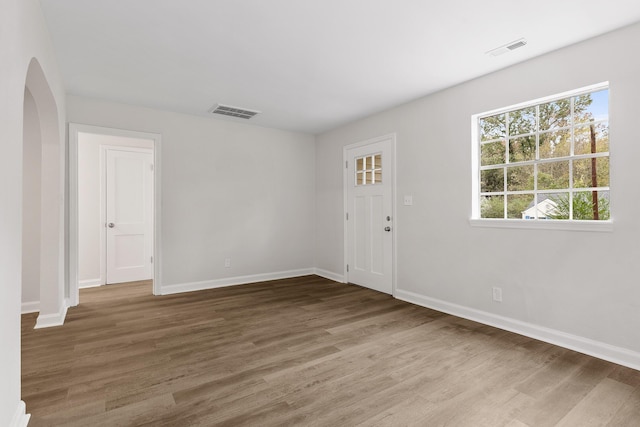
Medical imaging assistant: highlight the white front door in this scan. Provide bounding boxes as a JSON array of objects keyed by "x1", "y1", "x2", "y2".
[
  {"x1": 345, "y1": 135, "x2": 394, "y2": 294},
  {"x1": 106, "y1": 149, "x2": 154, "y2": 284}
]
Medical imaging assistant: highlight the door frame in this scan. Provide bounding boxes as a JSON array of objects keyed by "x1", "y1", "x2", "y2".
[
  {"x1": 69, "y1": 123, "x2": 162, "y2": 306},
  {"x1": 343, "y1": 133, "x2": 397, "y2": 295}
]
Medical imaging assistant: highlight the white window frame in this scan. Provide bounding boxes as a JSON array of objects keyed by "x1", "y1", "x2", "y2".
[
  {"x1": 470, "y1": 82, "x2": 612, "y2": 232},
  {"x1": 355, "y1": 152, "x2": 383, "y2": 186}
]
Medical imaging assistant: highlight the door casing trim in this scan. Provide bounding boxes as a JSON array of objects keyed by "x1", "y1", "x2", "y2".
[{"x1": 68, "y1": 123, "x2": 162, "y2": 306}]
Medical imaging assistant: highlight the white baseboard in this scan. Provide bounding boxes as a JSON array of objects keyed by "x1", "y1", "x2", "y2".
[
  {"x1": 21, "y1": 301, "x2": 39, "y2": 314},
  {"x1": 313, "y1": 268, "x2": 345, "y2": 283},
  {"x1": 34, "y1": 304, "x2": 68, "y2": 329},
  {"x1": 395, "y1": 288, "x2": 640, "y2": 372},
  {"x1": 79, "y1": 278, "x2": 102, "y2": 288},
  {"x1": 160, "y1": 268, "x2": 316, "y2": 295},
  {"x1": 10, "y1": 400, "x2": 30, "y2": 427}
]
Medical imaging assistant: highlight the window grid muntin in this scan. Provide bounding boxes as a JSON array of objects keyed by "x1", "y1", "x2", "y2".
[
  {"x1": 477, "y1": 86, "x2": 609, "y2": 221},
  {"x1": 355, "y1": 153, "x2": 382, "y2": 186}
]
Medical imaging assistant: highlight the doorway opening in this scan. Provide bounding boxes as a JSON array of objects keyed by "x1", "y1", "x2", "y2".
[
  {"x1": 21, "y1": 56, "x2": 65, "y2": 426},
  {"x1": 21, "y1": 58, "x2": 65, "y2": 328},
  {"x1": 69, "y1": 124, "x2": 161, "y2": 305}
]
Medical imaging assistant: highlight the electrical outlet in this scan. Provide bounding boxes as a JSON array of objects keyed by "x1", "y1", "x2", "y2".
[
  {"x1": 224, "y1": 258, "x2": 231, "y2": 268},
  {"x1": 492, "y1": 286, "x2": 503, "y2": 302}
]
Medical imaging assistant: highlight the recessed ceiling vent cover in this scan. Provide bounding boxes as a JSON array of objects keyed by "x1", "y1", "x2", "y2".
[
  {"x1": 486, "y1": 38, "x2": 528, "y2": 56},
  {"x1": 209, "y1": 104, "x2": 261, "y2": 119}
]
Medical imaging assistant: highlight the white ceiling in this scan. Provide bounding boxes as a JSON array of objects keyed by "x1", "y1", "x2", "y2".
[{"x1": 39, "y1": 0, "x2": 640, "y2": 134}]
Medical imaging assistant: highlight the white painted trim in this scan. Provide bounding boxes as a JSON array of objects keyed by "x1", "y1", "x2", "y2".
[
  {"x1": 99, "y1": 145, "x2": 106, "y2": 287},
  {"x1": 478, "y1": 81, "x2": 610, "y2": 119},
  {"x1": 395, "y1": 288, "x2": 640, "y2": 372},
  {"x1": 34, "y1": 304, "x2": 68, "y2": 329},
  {"x1": 69, "y1": 123, "x2": 163, "y2": 305},
  {"x1": 313, "y1": 268, "x2": 345, "y2": 283},
  {"x1": 160, "y1": 269, "x2": 315, "y2": 295},
  {"x1": 21, "y1": 301, "x2": 39, "y2": 314},
  {"x1": 9, "y1": 401, "x2": 30, "y2": 427},
  {"x1": 152, "y1": 135, "x2": 163, "y2": 296},
  {"x1": 469, "y1": 218, "x2": 614, "y2": 232},
  {"x1": 391, "y1": 136, "x2": 398, "y2": 298},
  {"x1": 79, "y1": 279, "x2": 102, "y2": 288},
  {"x1": 343, "y1": 133, "x2": 397, "y2": 294},
  {"x1": 68, "y1": 123, "x2": 79, "y2": 306}
]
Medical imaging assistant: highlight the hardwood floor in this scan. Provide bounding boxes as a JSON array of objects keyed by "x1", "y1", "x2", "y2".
[{"x1": 22, "y1": 276, "x2": 640, "y2": 426}]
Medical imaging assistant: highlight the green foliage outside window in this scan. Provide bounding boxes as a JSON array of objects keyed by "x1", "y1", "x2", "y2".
[{"x1": 548, "y1": 192, "x2": 610, "y2": 221}]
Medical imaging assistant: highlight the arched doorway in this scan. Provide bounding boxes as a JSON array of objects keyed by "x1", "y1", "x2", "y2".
[
  {"x1": 22, "y1": 58, "x2": 66, "y2": 328},
  {"x1": 20, "y1": 57, "x2": 66, "y2": 425}
]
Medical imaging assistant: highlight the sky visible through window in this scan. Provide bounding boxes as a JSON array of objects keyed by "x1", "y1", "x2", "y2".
[{"x1": 587, "y1": 89, "x2": 608, "y2": 121}]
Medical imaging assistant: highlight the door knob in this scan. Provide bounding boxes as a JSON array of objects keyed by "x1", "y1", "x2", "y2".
[
  {"x1": 384, "y1": 226, "x2": 391, "y2": 232},
  {"x1": 108, "y1": 222, "x2": 115, "y2": 228}
]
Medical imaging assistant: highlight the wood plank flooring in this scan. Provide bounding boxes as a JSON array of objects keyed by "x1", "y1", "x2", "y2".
[{"x1": 21, "y1": 275, "x2": 640, "y2": 426}]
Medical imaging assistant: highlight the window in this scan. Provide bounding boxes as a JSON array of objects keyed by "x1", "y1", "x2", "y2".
[
  {"x1": 355, "y1": 153, "x2": 382, "y2": 185},
  {"x1": 474, "y1": 84, "x2": 610, "y2": 225}
]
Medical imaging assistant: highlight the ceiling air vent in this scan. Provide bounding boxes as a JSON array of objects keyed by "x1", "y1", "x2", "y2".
[
  {"x1": 209, "y1": 104, "x2": 261, "y2": 119},
  {"x1": 486, "y1": 38, "x2": 528, "y2": 56}
]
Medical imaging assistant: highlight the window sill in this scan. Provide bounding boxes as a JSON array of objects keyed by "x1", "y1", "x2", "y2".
[{"x1": 469, "y1": 218, "x2": 613, "y2": 232}]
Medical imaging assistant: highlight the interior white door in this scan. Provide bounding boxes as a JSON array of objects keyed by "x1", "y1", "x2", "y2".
[
  {"x1": 106, "y1": 149, "x2": 153, "y2": 284},
  {"x1": 346, "y1": 136, "x2": 393, "y2": 294}
]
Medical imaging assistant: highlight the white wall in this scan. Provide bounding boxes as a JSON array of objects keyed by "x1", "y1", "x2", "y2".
[
  {"x1": 77, "y1": 132, "x2": 154, "y2": 286},
  {"x1": 316, "y1": 22, "x2": 640, "y2": 368},
  {"x1": 22, "y1": 88, "x2": 42, "y2": 311},
  {"x1": 0, "y1": 0, "x2": 66, "y2": 425},
  {"x1": 67, "y1": 96, "x2": 316, "y2": 293}
]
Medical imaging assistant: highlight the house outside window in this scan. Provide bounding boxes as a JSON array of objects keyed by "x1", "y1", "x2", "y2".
[{"x1": 473, "y1": 83, "x2": 610, "y2": 224}]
